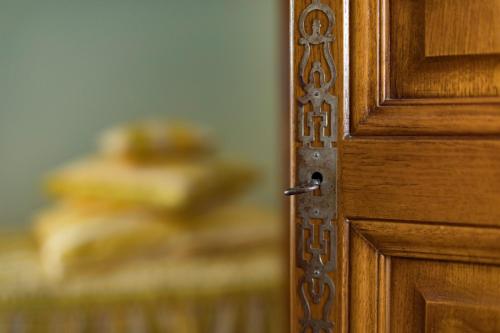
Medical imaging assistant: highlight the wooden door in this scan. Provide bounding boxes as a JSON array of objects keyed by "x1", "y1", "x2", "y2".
[{"x1": 288, "y1": 0, "x2": 500, "y2": 332}]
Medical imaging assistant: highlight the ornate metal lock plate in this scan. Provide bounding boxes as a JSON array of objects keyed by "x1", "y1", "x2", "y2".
[{"x1": 289, "y1": 0, "x2": 338, "y2": 332}]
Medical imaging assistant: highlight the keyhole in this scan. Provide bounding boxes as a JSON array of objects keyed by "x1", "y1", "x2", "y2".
[
  {"x1": 312, "y1": 171, "x2": 323, "y2": 184},
  {"x1": 311, "y1": 172, "x2": 323, "y2": 196}
]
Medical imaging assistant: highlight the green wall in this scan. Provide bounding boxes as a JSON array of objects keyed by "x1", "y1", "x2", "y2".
[{"x1": 0, "y1": 0, "x2": 281, "y2": 226}]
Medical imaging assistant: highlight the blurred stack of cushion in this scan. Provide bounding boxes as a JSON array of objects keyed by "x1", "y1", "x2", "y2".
[
  {"x1": 34, "y1": 120, "x2": 271, "y2": 279},
  {"x1": 0, "y1": 120, "x2": 286, "y2": 332}
]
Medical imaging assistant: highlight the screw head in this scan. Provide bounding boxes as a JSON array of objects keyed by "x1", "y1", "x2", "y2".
[
  {"x1": 313, "y1": 208, "x2": 320, "y2": 216},
  {"x1": 312, "y1": 152, "x2": 321, "y2": 160}
]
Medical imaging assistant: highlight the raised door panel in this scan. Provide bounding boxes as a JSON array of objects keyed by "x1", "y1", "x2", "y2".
[
  {"x1": 350, "y1": 0, "x2": 500, "y2": 135},
  {"x1": 350, "y1": 220, "x2": 500, "y2": 333},
  {"x1": 391, "y1": 0, "x2": 499, "y2": 99},
  {"x1": 420, "y1": 286, "x2": 500, "y2": 333},
  {"x1": 424, "y1": 0, "x2": 500, "y2": 57},
  {"x1": 390, "y1": 259, "x2": 500, "y2": 333}
]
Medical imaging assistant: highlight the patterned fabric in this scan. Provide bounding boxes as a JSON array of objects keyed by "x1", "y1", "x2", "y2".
[
  {"x1": 0, "y1": 232, "x2": 286, "y2": 333},
  {"x1": 0, "y1": 295, "x2": 285, "y2": 333}
]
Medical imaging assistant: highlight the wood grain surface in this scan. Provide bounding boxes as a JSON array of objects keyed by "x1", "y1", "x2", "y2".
[
  {"x1": 343, "y1": 138, "x2": 500, "y2": 226},
  {"x1": 288, "y1": 0, "x2": 500, "y2": 331}
]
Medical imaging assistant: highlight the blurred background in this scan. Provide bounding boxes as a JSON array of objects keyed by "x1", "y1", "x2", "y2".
[{"x1": 0, "y1": 0, "x2": 285, "y2": 332}]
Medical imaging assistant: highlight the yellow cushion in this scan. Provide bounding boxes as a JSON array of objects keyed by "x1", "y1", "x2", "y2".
[
  {"x1": 46, "y1": 158, "x2": 257, "y2": 212},
  {"x1": 99, "y1": 120, "x2": 215, "y2": 163},
  {"x1": 33, "y1": 203, "x2": 281, "y2": 280}
]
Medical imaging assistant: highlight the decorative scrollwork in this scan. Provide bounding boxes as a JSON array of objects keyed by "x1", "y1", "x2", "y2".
[
  {"x1": 298, "y1": 0, "x2": 337, "y2": 149},
  {"x1": 296, "y1": 213, "x2": 336, "y2": 333},
  {"x1": 295, "y1": 1, "x2": 337, "y2": 332}
]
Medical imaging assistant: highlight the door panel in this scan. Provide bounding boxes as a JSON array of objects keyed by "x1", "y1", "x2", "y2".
[
  {"x1": 424, "y1": 0, "x2": 500, "y2": 57},
  {"x1": 420, "y1": 286, "x2": 500, "y2": 333},
  {"x1": 391, "y1": 0, "x2": 499, "y2": 99},
  {"x1": 350, "y1": 0, "x2": 500, "y2": 135},
  {"x1": 351, "y1": 221, "x2": 500, "y2": 333},
  {"x1": 390, "y1": 259, "x2": 500, "y2": 333}
]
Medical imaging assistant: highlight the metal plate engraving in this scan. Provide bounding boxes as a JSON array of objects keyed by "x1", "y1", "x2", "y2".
[{"x1": 295, "y1": 0, "x2": 338, "y2": 332}]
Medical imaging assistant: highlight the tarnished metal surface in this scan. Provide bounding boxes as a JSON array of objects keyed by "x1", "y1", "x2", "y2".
[
  {"x1": 293, "y1": 0, "x2": 338, "y2": 332},
  {"x1": 297, "y1": 0, "x2": 337, "y2": 149},
  {"x1": 295, "y1": 148, "x2": 337, "y2": 333}
]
